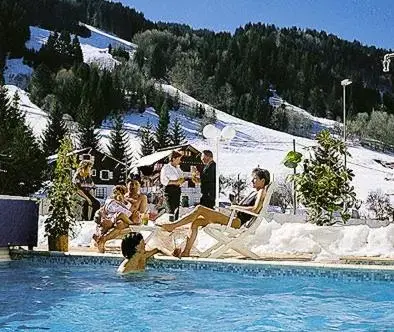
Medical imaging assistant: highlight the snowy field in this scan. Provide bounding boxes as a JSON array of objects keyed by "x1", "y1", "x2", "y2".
[
  {"x1": 3, "y1": 24, "x2": 394, "y2": 260},
  {"x1": 4, "y1": 23, "x2": 136, "y2": 87}
]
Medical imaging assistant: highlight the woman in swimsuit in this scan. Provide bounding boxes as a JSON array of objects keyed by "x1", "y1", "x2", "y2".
[{"x1": 160, "y1": 168, "x2": 270, "y2": 257}]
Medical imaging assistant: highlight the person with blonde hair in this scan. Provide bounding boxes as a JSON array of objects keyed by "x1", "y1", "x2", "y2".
[
  {"x1": 93, "y1": 185, "x2": 140, "y2": 253},
  {"x1": 73, "y1": 160, "x2": 100, "y2": 220}
]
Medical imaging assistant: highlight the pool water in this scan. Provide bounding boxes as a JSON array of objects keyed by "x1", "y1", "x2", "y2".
[{"x1": 0, "y1": 261, "x2": 393, "y2": 331}]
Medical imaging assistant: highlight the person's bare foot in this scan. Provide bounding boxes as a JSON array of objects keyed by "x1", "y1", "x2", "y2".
[
  {"x1": 97, "y1": 240, "x2": 105, "y2": 253},
  {"x1": 160, "y1": 223, "x2": 175, "y2": 232},
  {"x1": 172, "y1": 247, "x2": 182, "y2": 258},
  {"x1": 180, "y1": 249, "x2": 190, "y2": 257},
  {"x1": 93, "y1": 234, "x2": 105, "y2": 253}
]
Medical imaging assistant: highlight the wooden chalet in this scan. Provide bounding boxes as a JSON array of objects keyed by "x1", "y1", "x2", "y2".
[
  {"x1": 130, "y1": 144, "x2": 204, "y2": 206},
  {"x1": 47, "y1": 147, "x2": 127, "y2": 201}
]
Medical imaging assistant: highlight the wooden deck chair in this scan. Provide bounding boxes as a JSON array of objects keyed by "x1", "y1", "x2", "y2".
[{"x1": 199, "y1": 182, "x2": 276, "y2": 259}]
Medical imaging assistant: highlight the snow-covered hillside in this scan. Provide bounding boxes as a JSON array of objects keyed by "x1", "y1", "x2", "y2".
[
  {"x1": 4, "y1": 23, "x2": 136, "y2": 87},
  {"x1": 7, "y1": 78, "x2": 394, "y2": 203},
  {"x1": 3, "y1": 24, "x2": 394, "y2": 260},
  {"x1": 3, "y1": 24, "x2": 394, "y2": 202},
  {"x1": 5, "y1": 85, "x2": 48, "y2": 138}
]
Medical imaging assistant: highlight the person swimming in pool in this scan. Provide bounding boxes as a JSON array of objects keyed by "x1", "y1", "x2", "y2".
[{"x1": 117, "y1": 232, "x2": 163, "y2": 274}]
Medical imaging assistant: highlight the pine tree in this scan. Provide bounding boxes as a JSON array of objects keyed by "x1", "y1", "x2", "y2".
[
  {"x1": 173, "y1": 90, "x2": 181, "y2": 111},
  {"x1": 42, "y1": 95, "x2": 68, "y2": 156},
  {"x1": 29, "y1": 63, "x2": 53, "y2": 106},
  {"x1": 138, "y1": 120, "x2": 155, "y2": 156},
  {"x1": 155, "y1": 101, "x2": 171, "y2": 149},
  {"x1": 107, "y1": 113, "x2": 130, "y2": 163},
  {"x1": 72, "y1": 35, "x2": 83, "y2": 64},
  {"x1": 45, "y1": 137, "x2": 79, "y2": 239},
  {"x1": 170, "y1": 118, "x2": 187, "y2": 146},
  {"x1": 78, "y1": 104, "x2": 101, "y2": 150},
  {"x1": 0, "y1": 88, "x2": 46, "y2": 195}
]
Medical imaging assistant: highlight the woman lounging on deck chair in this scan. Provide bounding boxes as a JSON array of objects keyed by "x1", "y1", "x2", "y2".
[
  {"x1": 160, "y1": 168, "x2": 270, "y2": 257},
  {"x1": 93, "y1": 185, "x2": 140, "y2": 253}
]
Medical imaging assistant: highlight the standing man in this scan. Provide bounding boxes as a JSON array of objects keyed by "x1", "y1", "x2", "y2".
[{"x1": 192, "y1": 150, "x2": 216, "y2": 209}]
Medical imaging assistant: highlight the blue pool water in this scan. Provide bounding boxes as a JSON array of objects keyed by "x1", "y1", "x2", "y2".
[{"x1": 0, "y1": 260, "x2": 393, "y2": 331}]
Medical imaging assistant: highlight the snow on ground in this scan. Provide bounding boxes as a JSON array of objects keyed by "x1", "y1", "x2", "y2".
[
  {"x1": 79, "y1": 23, "x2": 137, "y2": 49},
  {"x1": 4, "y1": 25, "x2": 394, "y2": 260},
  {"x1": 3, "y1": 58, "x2": 33, "y2": 89},
  {"x1": 8, "y1": 77, "x2": 393, "y2": 202},
  {"x1": 37, "y1": 215, "x2": 394, "y2": 261},
  {"x1": 16, "y1": 82, "x2": 394, "y2": 260},
  {"x1": 269, "y1": 94, "x2": 338, "y2": 129},
  {"x1": 5, "y1": 23, "x2": 135, "y2": 86},
  {"x1": 5, "y1": 85, "x2": 48, "y2": 137}
]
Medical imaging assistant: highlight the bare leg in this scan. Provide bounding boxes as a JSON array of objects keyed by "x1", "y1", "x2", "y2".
[
  {"x1": 161, "y1": 205, "x2": 228, "y2": 232},
  {"x1": 181, "y1": 214, "x2": 241, "y2": 257},
  {"x1": 96, "y1": 220, "x2": 128, "y2": 253},
  {"x1": 181, "y1": 217, "x2": 210, "y2": 256}
]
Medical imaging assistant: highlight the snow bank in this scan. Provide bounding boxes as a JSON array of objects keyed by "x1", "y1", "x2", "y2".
[{"x1": 37, "y1": 216, "x2": 394, "y2": 262}]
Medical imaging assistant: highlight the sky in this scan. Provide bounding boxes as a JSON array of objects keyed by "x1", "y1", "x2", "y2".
[{"x1": 119, "y1": 0, "x2": 393, "y2": 50}]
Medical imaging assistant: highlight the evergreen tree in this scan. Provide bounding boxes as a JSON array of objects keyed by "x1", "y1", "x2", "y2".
[
  {"x1": 155, "y1": 101, "x2": 171, "y2": 149},
  {"x1": 107, "y1": 113, "x2": 130, "y2": 163},
  {"x1": 150, "y1": 44, "x2": 166, "y2": 79},
  {"x1": 78, "y1": 104, "x2": 101, "y2": 150},
  {"x1": 72, "y1": 35, "x2": 83, "y2": 64},
  {"x1": 170, "y1": 118, "x2": 187, "y2": 146},
  {"x1": 44, "y1": 137, "x2": 79, "y2": 239},
  {"x1": 173, "y1": 90, "x2": 181, "y2": 111},
  {"x1": 29, "y1": 63, "x2": 53, "y2": 106},
  {"x1": 42, "y1": 95, "x2": 68, "y2": 156},
  {"x1": 138, "y1": 120, "x2": 155, "y2": 156},
  {"x1": 0, "y1": 87, "x2": 46, "y2": 195}
]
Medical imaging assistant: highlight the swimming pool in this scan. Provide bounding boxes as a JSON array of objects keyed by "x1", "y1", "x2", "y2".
[{"x1": 1, "y1": 257, "x2": 393, "y2": 331}]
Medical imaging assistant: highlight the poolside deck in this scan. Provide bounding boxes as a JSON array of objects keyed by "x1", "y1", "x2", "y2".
[{"x1": 45, "y1": 245, "x2": 394, "y2": 267}]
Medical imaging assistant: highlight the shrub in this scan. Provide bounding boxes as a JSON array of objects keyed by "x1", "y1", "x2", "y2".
[
  {"x1": 366, "y1": 189, "x2": 393, "y2": 221},
  {"x1": 288, "y1": 130, "x2": 357, "y2": 225}
]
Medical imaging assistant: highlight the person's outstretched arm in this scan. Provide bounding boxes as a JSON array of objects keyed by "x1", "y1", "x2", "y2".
[{"x1": 145, "y1": 248, "x2": 161, "y2": 259}]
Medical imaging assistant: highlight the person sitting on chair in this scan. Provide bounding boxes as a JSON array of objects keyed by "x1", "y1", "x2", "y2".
[
  {"x1": 73, "y1": 160, "x2": 100, "y2": 221},
  {"x1": 93, "y1": 185, "x2": 140, "y2": 253},
  {"x1": 160, "y1": 168, "x2": 270, "y2": 257},
  {"x1": 117, "y1": 232, "x2": 163, "y2": 273},
  {"x1": 125, "y1": 180, "x2": 148, "y2": 224}
]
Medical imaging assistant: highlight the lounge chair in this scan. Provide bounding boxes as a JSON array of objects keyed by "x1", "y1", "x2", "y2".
[{"x1": 199, "y1": 182, "x2": 276, "y2": 259}]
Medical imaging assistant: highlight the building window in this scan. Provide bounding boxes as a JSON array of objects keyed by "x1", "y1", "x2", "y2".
[
  {"x1": 95, "y1": 187, "x2": 106, "y2": 199},
  {"x1": 80, "y1": 154, "x2": 94, "y2": 162},
  {"x1": 91, "y1": 169, "x2": 96, "y2": 177},
  {"x1": 100, "y1": 170, "x2": 112, "y2": 181}
]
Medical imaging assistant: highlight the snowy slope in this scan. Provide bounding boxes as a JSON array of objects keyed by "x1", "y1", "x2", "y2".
[
  {"x1": 4, "y1": 23, "x2": 137, "y2": 86},
  {"x1": 4, "y1": 83, "x2": 394, "y2": 203},
  {"x1": 3, "y1": 24, "x2": 394, "y2": 201},
  {"x1": 5, "y1": 85, "x2": 48, "y2": 138},
  {"x1": 3, "y1": 58, "x2": 33, "y2": 90}
]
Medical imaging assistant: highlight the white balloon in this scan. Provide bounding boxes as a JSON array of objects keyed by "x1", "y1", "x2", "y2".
[
  {"x1": 221, "y1": 125, "x2": 236, "y2": 140},
  {"x1": 203, "y1": 124, "x2": 220, "y2": 139}
]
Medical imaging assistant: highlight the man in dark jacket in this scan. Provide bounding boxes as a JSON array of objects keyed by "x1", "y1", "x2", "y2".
[{"x1": 192, "y1": 150, "x2": 216, "y2": 209}]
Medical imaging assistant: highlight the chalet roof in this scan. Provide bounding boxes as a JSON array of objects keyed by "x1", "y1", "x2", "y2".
[
  {"x1": 47, "y1": 147, "x2": 126, "y2": 166},
  {"x1": 131, "y1": 144, "x2": 201, "y2": 169}
]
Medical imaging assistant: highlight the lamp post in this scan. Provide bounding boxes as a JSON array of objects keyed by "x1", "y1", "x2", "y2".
[
  {"x1": 341, "y1": 78, "x2": 352, "y2": 168},
  {"x1": 203, "y1": 124, "x2": 236, "y2": 208}
]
